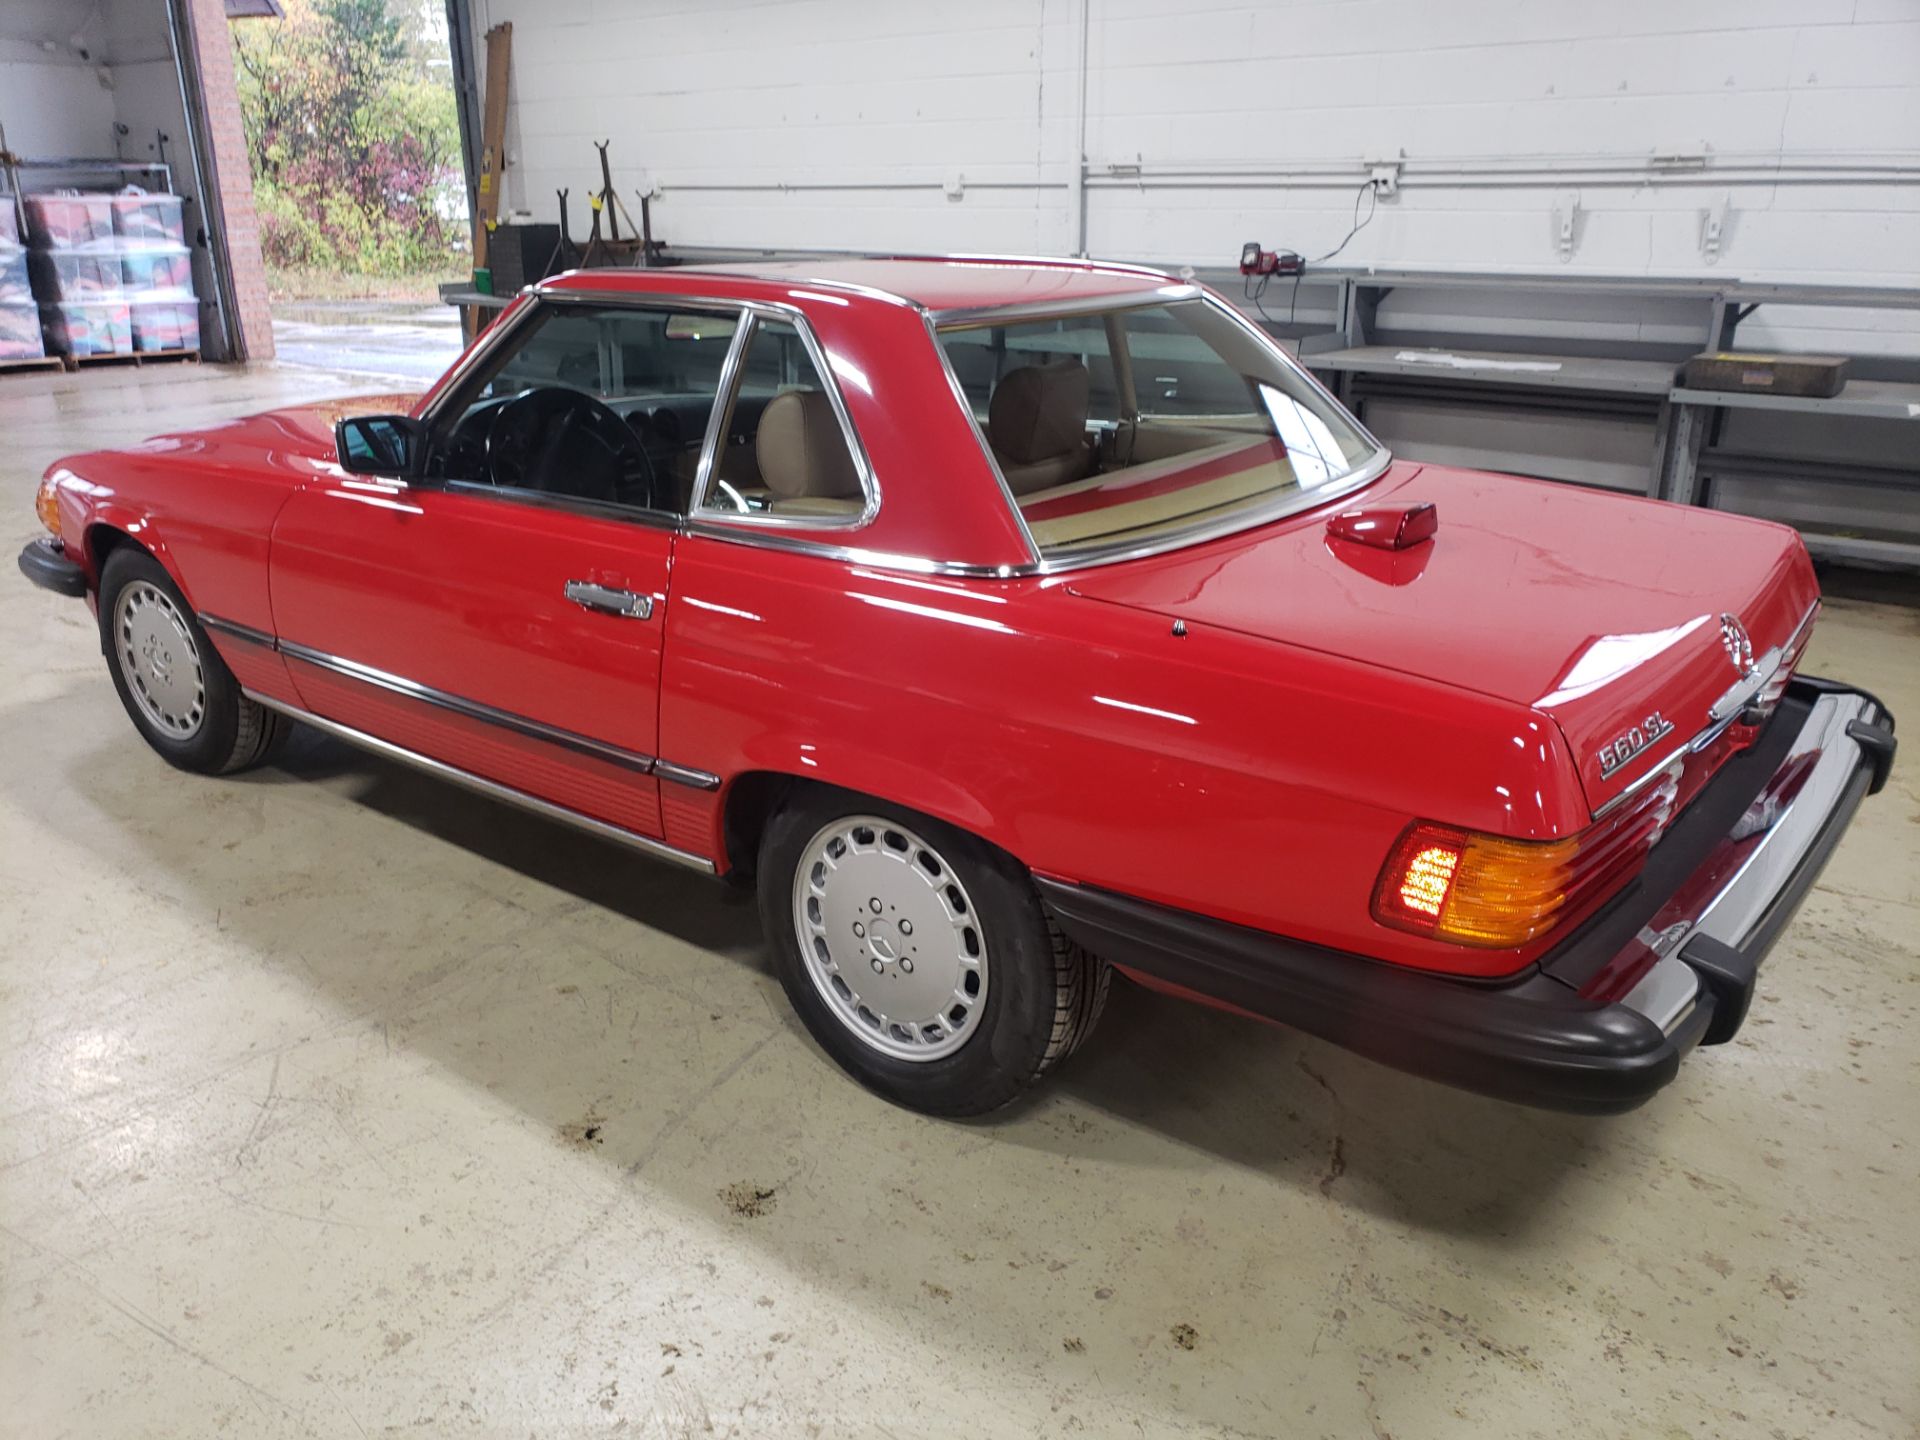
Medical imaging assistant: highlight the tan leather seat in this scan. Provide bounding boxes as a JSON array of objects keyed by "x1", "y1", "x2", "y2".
[
  {"x1": 754, "y1": 389, "x2": 864, "y2": 516},
  {"x1": 988, "y1": 361, "x2": 1092, "y2": 495}
]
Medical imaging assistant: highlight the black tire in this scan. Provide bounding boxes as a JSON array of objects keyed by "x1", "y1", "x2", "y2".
[
  {"x1": 758, "y1": 785, "x2": 1108, "y2": 1116},
  {"x1": 97, "y1": 547, "x2": 287, "y2": 775}
]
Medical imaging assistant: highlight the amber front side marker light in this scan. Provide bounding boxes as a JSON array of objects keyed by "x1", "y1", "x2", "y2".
[{"x1": 35, "y1": 476, "x2": 63, "y2": 539}]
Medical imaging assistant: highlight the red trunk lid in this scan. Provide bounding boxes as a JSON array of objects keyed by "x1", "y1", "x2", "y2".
[{"x1": 1065, "y1": 462, "x2": 1819, "y2": 818}]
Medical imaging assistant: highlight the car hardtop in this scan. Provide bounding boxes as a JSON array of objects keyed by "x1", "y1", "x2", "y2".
[{"x1": 533, "y1": 254, "x2": 1187, "y2": 317}]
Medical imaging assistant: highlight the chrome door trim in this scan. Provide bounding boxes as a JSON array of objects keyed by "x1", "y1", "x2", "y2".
[
  {"x1": 652, "y1": 759, "x2": 722, "y2": 792},
  {"x1": 243, "y1": 691, "x2": 717, "y2": 875},
  {"x1": 277, "y1": 638, "x2": 659, "y2": 775},
  {"x1": 197, "y1": 613, "x2": 278, "y2": 649}
]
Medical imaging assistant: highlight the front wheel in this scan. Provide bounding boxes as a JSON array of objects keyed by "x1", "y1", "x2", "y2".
[
  {"x1": 758, "y1": 787, "x2": 1108, "y2": 1116},
  {"x1": 97, "y1": 547, "x2": 286, "y2": 775}
]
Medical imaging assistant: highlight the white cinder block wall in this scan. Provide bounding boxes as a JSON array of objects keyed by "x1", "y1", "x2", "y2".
[{"x1": 474, "y1": 0, "x2": 1920, "y2": 350}]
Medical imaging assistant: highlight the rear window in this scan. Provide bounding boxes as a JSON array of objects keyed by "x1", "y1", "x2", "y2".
[{"x1": 938, "y1": 300, "x2": 1376, "y2": 560}]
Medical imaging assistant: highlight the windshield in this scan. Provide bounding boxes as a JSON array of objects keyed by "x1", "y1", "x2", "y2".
[{"x1": 938, "y1": 299, "x2": 1379, "y2": 560}]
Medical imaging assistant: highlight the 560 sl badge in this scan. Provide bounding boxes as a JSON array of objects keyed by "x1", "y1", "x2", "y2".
[{"x1": 1596, "y1": 711, "x2": 1676, "y2": 780}]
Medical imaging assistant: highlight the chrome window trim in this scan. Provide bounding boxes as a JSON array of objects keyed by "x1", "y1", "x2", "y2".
[
  {"x1": 416, "y1": 291, "x2": 753, "y2": 492},
  {"x1": 278, "y1": 639, "x2": 659, "y2": 774},
  {"x1": 882, "y1": 251, "x2": 1176, "y2": 282},
  {"x1": 243, "y1": 690, "x2": 716, "y2": 874},
  {"x1": 921, "y1": 308, "x2": 1043, "y2": 568},
  {"x1": 686, "y1": 302, "x2": 882, "y2": 533},
  {"x1": 930, "y1": 289, "x2": 1394, "y2": 577},
  {"x1": 931, "y1": 283, "x2": 1202, "y2": 327},
  {"x1": 1590, "y1": 600, "x2": 1821, "y2": 821},
  {"x1": 543, "y1": 273, "x2": 926, "y2": 313}
]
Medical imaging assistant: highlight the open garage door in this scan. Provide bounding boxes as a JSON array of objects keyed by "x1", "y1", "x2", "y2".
[{"x1": 0, "y1": 0, "x2": 267, "y2": 367}]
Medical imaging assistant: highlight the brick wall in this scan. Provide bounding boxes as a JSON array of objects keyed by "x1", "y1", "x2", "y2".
[{"x1": 184, "y1": 0, "x2": 274, "y2": 361}]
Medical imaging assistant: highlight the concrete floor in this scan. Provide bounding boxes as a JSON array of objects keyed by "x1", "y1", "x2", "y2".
[{"x1": 2, "y1": 360, "x2": 1917, "y2": 1440}]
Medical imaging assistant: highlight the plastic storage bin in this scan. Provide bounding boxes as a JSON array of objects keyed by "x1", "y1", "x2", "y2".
[
  {"x1": 0, "y1": 246, "x2": 29, "y2": 304},
  {"x1": 29, "y1": 246, "x2": 122, "y2": 299},
  {"x1": 129, "y1": 297, "x2": 199, "y2": 353},
  {"x1": 120, "y1": 245, "x2": 193, "y2": 292},
  {"x1": 0, "y1": 299, "x2": 45, "y2": 361},
  {"x1": 43, "y1": 299, "x2": 132, "y2": 357},
  {"x1": 112, "y1": 191, "x2": 186, "y2": 247},
  {"x1": 25, "y1": 192, "x2": 117, "y2": 249}
]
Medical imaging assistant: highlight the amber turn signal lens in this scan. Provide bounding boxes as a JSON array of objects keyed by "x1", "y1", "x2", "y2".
[
  {"x1": 1372, "y1": 773, "x2": 1680, "y2": 949},
  {"x1": 35, "y1": 476, "x2": 62, "y2": 539}
]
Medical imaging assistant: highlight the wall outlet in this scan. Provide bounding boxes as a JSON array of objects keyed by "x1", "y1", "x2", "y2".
[{"x1": 1368, "y1": 162, "x2": 1401, "y2": 198}]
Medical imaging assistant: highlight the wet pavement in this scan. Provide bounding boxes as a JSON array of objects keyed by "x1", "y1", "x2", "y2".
[{"x1": 270, "y1": 299, "x2": 466, "y2": 385}]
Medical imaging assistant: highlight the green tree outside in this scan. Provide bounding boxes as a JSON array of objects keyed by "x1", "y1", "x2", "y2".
[{"x1": 232, "y1": 0, "x2": 469, "y2": 293}]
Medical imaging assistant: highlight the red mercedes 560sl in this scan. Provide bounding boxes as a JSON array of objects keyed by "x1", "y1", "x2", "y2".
[{"x1": 19, "y1": 257, "x2": 1896, "y2": 1116}]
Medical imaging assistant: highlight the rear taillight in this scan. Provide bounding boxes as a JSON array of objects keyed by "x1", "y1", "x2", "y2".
[{"x1": 1372, "y1": 766, "x2": 1681, "y2": 948}]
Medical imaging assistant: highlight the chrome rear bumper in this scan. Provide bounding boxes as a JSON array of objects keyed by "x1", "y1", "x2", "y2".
[{"x1": 1614, "y1": 686, "x2": 1893, "y2": 1045}]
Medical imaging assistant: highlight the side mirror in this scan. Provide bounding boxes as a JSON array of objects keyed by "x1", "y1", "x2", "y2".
[{"x1": 335, "y1": 414, "x2": 427, "y2": 479}]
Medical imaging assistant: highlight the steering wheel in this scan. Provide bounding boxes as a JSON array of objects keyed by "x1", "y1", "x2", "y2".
[{"x1": 483, "y1": 387, "x2": 657, "y2": 504}]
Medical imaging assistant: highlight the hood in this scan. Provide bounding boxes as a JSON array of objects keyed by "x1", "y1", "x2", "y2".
[
  {"x1": 128, "y1": 391, "x2": 424, "y2": 465},
  {"x1": 1066, "y1": 462, "x2": 1820, "y2": 815}
]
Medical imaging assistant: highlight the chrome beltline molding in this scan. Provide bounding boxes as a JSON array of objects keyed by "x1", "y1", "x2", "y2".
[
  {"x1": 241, "y1": 690, "x2": 717, "y2": 874},
  {"x1": 200, "y1": 614, "x2": 722, "y2": 791}
]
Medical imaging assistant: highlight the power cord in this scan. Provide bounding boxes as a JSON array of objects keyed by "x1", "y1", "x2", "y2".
[{"x1": 1246, "y1": 177, "x2": 1382, "y2": 328}]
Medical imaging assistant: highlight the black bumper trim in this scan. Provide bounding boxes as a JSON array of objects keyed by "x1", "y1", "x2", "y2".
[
  {"x1": 18, "y1": 537, "x2": 87, "y2": 598},
  {"x1": 1038, "y1": 874, "x2": 1693, "y2": 1115},
  {"x1": 1038, "y1": 678, "x2": 1892, "y2": 1116}
]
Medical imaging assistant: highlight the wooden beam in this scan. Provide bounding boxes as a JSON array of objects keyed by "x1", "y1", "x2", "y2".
[{"x1": 469, "y1": 21, "x2": 512, "y2": 336}]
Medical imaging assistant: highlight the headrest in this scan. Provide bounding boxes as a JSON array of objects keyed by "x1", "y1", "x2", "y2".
[
  {"x1": 988, "y1": 361, "x2": 1091, "y2": 464},
  {"x1": 755, "y1": 390, "x2": 862, "y2": 501}
]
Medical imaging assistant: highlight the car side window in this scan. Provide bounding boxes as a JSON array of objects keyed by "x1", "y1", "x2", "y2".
[
  {"x1": 431, "y1": 303, "x2": 739, "y2": 515},
  {"x1": 697, "y1": 317, "x2": 866, "y2": 521}
]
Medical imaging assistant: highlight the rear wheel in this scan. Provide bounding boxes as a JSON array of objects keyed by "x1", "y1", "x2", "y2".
[
  {"x1": 98, "y1": 548, "x2": 286, "y2": 775},
  {"x1": 758, "y1": 787, "x2": 1108, "y2": 1115}
]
